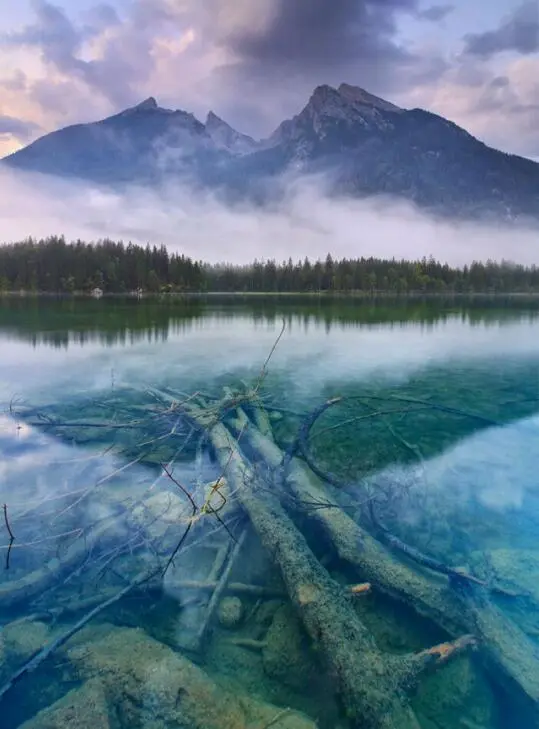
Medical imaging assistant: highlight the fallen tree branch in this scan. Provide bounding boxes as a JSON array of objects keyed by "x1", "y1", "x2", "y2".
[
  {"x1": 167, "y1": 580, "x2": 286, "y2": 598},
  {"x1": 233, "y1": 406, "x2": 539, "y2": 719},
  {"x1": 179, "y1": 402, "x2": 472, "y2": 728},
  {"x1": 0, "y1": 569, "x2": 158, "y2": 704},
  {"x1": 287, "y1": 393, "x2": 500, "y2": 490},
  {"x1": 3, "y1": 503, "x2": 15, "y2": 570},
  {"x1": 196, "y1": 528, "x2": 248, "y2": 648},
  {"x1": 368, "y1": 501, "x2": 520, "y2": 597}
]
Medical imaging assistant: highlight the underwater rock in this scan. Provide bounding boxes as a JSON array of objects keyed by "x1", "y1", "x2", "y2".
[
  {"x1": 218, "y1": 596, "x2": 244, "y2": 628},
  {"x1": 470, "y1": 548, "x2": 539, "y2": 604},
  {"x1": 18, "y1": 679, "x2": 112, "y2": 729},
  {"x1": 202, "y1": 477, "x2": 237, "y2": 517},
  {"x1": 254, "y1": 599, "x2": 284, "y2": 630},
  {"x1": 67, "y1": 625, "x2": 317, "y2": 729},
  {"x1": 413, "y1": 655, "x2": 496, "y2": 729},
  {"x1": 0, "y1": 619, "x2": 50, "y2": 665},
  {"x1": 262, "y1": 605, "x2": 315, "y2": 692},
  {"x1": 469, "y1": 548, "x2": 539, "y2": 639},
  {"x1": 131, "y1": 490, "x2": 187, "y2": 534}
]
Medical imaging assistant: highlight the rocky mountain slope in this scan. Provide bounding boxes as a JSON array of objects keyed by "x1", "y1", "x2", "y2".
[{"x1": 4, "y1": 83, "x2": 539, "y2": 220}]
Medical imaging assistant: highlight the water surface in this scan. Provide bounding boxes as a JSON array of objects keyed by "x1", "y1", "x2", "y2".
[{"x1": 1, "y1": 296, "x2": 539, "y2": 729}]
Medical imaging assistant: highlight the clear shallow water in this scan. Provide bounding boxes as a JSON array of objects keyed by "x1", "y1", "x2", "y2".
[{"x1": 1, "y1": 297, "x2": 539, "y2": 729}]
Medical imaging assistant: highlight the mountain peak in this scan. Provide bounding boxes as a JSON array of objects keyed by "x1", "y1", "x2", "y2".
[
  {"x1": 205, "y1": 111, "x2": 257, "y2": 155},
  {"x1": 304, "y1": 83, "x2": 402, "y2": 120},
  {"x1": 117, "y1": 97, "x2": 177, "y2": 118},
  {"x1": 206, "y1": 110, "x2": 224, "y2": 127},
  {"x1": 309, "y1": 84, "x2": 341, "y2": 109},
  {"x1": 337, "y1": 83, "x2": 403, "y2": 113},
  {"x1": 136, "y1": 97, "x2": 158, "y2": 110}
]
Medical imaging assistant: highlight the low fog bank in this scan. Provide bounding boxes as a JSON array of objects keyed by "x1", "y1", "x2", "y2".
[{"x1": 0, "y1": 168, "x2": 538, "y2": 266}]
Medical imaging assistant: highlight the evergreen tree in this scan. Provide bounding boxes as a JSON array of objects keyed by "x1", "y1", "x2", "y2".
[{"x1": 1, "y1": 235, "x2": 539, "y2": 295}]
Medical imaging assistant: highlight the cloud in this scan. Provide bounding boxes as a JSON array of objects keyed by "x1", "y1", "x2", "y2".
[
  {"x1": 0, "y1": 0, "x2": 538, "y2": 159},
  {"x1": 1, "y1": 167, "x2": 538, "y2": 269},
  {"x1": 4, "y1": 1, "x2": 82, "y2": 71},
  {"x1": 205, "y1": 0, "x2": 452, "y2": 129},
  {"x1": 0, "y1": 0, "x2": 180, "y2": 110},
  {"x1": 83, "y1": 3, "x2": 122, "y2": 33},
  {"x1": 0, "y1": 115, "x2": 40, "y2": 141},
  {"x1": 416, "y1": 4, "x2": 454, "y2": 22},
  {"x1": 463, "y1": 2, "x2": 539, "y2": 58},
  {"x1": 402, "y1": 54, "x2": 539, "y2": 159},
  {"x1": 0, "y1": 0, "x2": 449, "y2": 141},
  {"x1": 220, "y1": 0, "x2": 415, "y2": 67},
  {"x1": 0, "y1": 70, "x2": 27, "y2": 92}
]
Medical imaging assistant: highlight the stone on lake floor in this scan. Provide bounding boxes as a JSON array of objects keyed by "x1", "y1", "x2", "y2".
[
  {"x1": 0, "y1": 619, "x2": 51, "y2": 669},
  {"x1": 217, "y1": 596, "x2": 244, "y2": 628},
  {"x1": 262, "y1": 605, "x2": 318, "y2": 693},
  {"x1": 18, "y1": 679, "x2": 112, "y2": 729},
  {"x1": 413, "y1": 654, "x2": 498, "y2": 729},
  {"x1": 64, "y1": 625, "x2": 317, "y2": 729}
]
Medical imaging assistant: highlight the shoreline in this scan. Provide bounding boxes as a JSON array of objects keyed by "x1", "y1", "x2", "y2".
[{"x1": 2, "y1": 290, "x2": 539, "y2": 301}]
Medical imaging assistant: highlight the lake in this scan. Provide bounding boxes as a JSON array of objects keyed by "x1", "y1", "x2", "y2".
[{"x1": 1, "y1": 295, "x2": 539, "y2": 729}]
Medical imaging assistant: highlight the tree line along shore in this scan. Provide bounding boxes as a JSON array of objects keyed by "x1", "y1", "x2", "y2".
[{"x1": 1, "y1": 236, "x2": 539, "y2": 295}]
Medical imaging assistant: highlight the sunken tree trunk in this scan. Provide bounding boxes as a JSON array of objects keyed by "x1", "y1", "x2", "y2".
[
  {"x1": 233, "y1": 406, "x2": 539, "y2": 725},
  {"x1": 181, "y1": 401, "x2": 475, "y2": 729}
]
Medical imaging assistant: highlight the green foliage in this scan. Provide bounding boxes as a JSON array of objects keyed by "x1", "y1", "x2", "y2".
[
  {"x1": 1, "y1": 236, "x2": 539, "y2": 294},
  {"x1": 0, "y1": 236, "x2": 202, "y2": 294}
]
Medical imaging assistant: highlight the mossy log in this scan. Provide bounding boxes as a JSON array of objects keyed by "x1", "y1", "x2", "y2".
[
  {"x1": 233, "y1": 407, "x2": 539, "y2": 724},
  {"x1": 182, "y1": 402, "x2": 474, "y2": 729}
]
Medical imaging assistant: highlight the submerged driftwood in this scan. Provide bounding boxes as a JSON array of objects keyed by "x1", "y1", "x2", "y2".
[
  {"x1": 6, "y1": 383, "x2": 539, "y2": 728},
  {"x1": 180, "y1": 400, "x2": 475, "y2": 729},
  {"x1": 233, "y1": 406, "x2": 539, "y2": 723}
]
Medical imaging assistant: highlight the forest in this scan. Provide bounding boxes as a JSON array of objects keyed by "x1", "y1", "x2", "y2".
[{"x1": 1, "y1": 235, "x2": 539, "y2": 294}]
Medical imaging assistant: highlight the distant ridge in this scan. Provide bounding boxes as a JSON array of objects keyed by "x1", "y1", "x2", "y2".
[{"x1": 3, "y1": 84, "x2": 539, "y2": 221}]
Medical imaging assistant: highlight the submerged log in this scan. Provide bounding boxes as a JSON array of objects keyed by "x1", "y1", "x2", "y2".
[
  {"x1": 181, "y1": 402, "x2": 474, "y2": 729},
  {"x1": 234, "y1": 407, "x2": 539, "y2": 723},
  {"x1": 368, "y1": 502, "x2": 519, "y2": 597},
  {"x1": 0, "y1": 513, "x2": 126, "y2": 611}
]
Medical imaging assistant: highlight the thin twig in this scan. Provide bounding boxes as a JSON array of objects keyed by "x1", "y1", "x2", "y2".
[
  {"x1": 3, "y1": 504, "x2": 15, "y2": 541},
  {"x1": 3, "y1": 504, "x2": 15, "y2": 570},
  {"x1": 308, "y1": 406, "x2": 424, "y2": 441},
  {"x1": 0, "y1": 569, "x2": 159, "y2": 704},
  {"x1": 253, "y1": 318, "x2": 286, "y2": 393},
  {"x1": 0, "y1": 528, "x2": 83, "y2": 551},
  {"x1": 161, "y1": 464, "x2": 198, "y2": 577}
]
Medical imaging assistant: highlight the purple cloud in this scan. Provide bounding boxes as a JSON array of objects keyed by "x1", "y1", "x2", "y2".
[{"x1": 464, "y1": 2, "x2": 539, "y2": 58}]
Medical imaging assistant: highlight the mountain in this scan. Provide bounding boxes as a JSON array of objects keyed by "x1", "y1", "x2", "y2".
[
  {"x1": 247, "y1": 83, "x2": 539, "y2": 220},
  {"x1": 3, "y1": 84, "x2": 539, "y2": 221},
  {"x1": 205, "y1": 111, "x2": 258, "y2": 155},
  {"x1": 2, "y1": 97, "x2": 227, "y2": 184},
  {"x1": 268, "y1": 84, "x2": 404, "y2": 151}
]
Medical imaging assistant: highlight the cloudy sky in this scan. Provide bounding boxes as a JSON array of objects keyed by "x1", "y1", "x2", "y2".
[{"x1": 0, "y1": 0, "x2": 538, "y2": 160}]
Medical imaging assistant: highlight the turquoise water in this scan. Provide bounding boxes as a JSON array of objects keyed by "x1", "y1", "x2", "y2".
[{"x1": 1, "y1": 297, "x2": 539, "y2": 729}]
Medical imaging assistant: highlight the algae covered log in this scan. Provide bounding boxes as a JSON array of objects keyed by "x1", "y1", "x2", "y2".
[
  {"x1": 232, "y1": 406, "x2": 539, "y2": 724},
  {"x1": 8, "y1": 382, "x2": 538, "y2": 728},
  {"x1": 181, "y1": 402, "x2": 474, "y2": 729}
]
